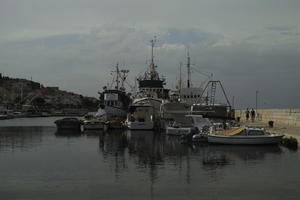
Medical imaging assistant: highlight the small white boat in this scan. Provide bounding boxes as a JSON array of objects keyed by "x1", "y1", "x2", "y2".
[
  {"x1": 208, "y1": 126, "x2": 284, "y2": 145},
  {"x1": 166, "y1": 115, "x2": 211, "y2": 136}
]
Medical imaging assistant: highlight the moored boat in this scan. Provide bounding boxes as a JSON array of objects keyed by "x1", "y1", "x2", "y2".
[
  {"x1": 83, "y1": 119, "x2": 106, "y2": 130},
  {"x1": 166, "y1": 115, "x2": 211, "y2": 136},
  {"x1": 82, "y1": 114, "x2": 106, "y2": 130},
  {"x1": 208, "y1": 126, "x2": 284, "y2": 145},
  {"x1": 54, "y1": 118, "x2": 82, "y2": 131}
]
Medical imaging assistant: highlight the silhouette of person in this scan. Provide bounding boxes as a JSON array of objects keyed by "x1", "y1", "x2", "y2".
[
  {"x1": 251, "y1": 108, "x2": 255, "y2": 122},
  {"x1": 245, "y1": 108, "x2": 250, "y2": 121}
]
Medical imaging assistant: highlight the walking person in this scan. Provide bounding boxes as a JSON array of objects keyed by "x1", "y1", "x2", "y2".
[
  {"x1": 251, "y1": 108, "x2": 255, "y2": 122},
  {"x1": 245, "y1": 108, "x2": 250, "y2": 121}
]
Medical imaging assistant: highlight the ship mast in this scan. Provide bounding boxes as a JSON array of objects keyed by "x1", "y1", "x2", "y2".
[
  {"x1": 187, "y1": 48, "x2": 191, "y2": 88},
  {"x1": 149, "y1": 36, "x2": 158, "y2": 80},
  {"x1": 179, "y1": 62, "x2": 182, "y2": 95},
  {"x1": 116, "y1": 63, "x2": 119, "y2": 90}
]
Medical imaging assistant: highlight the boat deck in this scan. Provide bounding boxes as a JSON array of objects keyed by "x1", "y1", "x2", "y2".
[{"x1": 214, "y1": 126, "x2": 245, "y2": 136}]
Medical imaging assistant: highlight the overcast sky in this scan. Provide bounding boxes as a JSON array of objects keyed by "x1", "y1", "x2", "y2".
[{"x1": 1, "y1": 0, "x2": 300, "y2": 109}]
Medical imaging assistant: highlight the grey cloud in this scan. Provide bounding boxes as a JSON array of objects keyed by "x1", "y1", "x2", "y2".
[
  {"x1": 8, "y1": 34, "x2": 87, "y2": 48},
  {"x1": 265, "y1": 26, "x2": 297, "y2": 31},
  {"x1": 280, "y1": 31, "x2": 300, "y2": 36},
  {"x1": 1, "y1": 25, "x2": 300, "y2": 109},
  {"x1": 1, "y1": 0, "x2": 300, "y2": 110},
  {"x1": 162, "y1": 28, "x2": 220, "y2": 45}
]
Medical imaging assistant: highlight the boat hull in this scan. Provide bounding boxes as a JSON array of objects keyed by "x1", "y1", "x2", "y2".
[
  {"x1": 55, "y1": 118, "x2": 82, "y2": 131},
  {"x1": 166, "y1": 127, "x2": 193, "y2": 136},
  {"x1": 126, "y1": 121, "x2": 154, "y2": 130},
  {"x1": 83, "y1": 122, "x2": 105, "y2": 130},
  {"x1": 208, "y1": 134, "x2": 284, "y2": 145},
  {"x1": 97, "y1": 106, "x2": 127, "y2": 120}
]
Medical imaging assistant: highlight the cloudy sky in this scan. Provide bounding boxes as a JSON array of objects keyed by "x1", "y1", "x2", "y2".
[{"x1": 1, "y1": 0, "x2": 300, "y2": 108}]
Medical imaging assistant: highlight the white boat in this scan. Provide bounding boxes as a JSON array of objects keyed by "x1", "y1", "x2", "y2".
[
  {"x1": 166, "y1": 115, "x2": 211, "y2": 136},
  {"x1": 125, "y1": 103, "x2": 157, "y2": 130},
  {"x1": 208, "y1": 126, "x2": 284, "y2": 145},
  {"x1": 132, "y1": 97, "x2": 163, "y2": 117}
]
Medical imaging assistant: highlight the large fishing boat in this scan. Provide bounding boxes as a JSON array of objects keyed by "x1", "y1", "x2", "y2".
[
  {"x1": 161, "y1": 49, "x2": 205, "y2": 121},
  {"x1": 126, "y1": 37, "x2": 169, "y2": 130},
  {"x1": 96, "y1": 64, "x2": 131, "y2": 121},
  {"x1": 178, "y1": 49, "x2": 205, "y2": 105},
  {"x1": 133, "y1": 37, "x2": 170, "y2": 107}
]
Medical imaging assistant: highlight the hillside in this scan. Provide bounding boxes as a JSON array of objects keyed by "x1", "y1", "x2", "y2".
[{"x1": 0, "y1": 73, "x2": 99, "y2": 112}]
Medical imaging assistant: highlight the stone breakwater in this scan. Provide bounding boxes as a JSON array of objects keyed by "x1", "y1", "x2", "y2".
[{"x1": 235, "y1": 109, "x2": 300, "y2": 127}]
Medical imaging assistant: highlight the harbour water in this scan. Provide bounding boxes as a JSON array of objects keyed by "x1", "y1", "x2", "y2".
[{"x1": 0, "y1": 118, "x2": 300, "y2": 200}]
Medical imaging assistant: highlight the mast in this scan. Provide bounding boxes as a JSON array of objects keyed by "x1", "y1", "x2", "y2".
[
  {"x1": 179, "y1": 62, "x2": 182, "y2": 95},
  {"x1": 150, "y1": 36, "x2": 157, "y2": 76},
  {"x1": 116, "y1": 63, "x2": 119, "y2": 90},
  {"x1": 187, "y1": 48, "x2": 191, "y2": 88}
]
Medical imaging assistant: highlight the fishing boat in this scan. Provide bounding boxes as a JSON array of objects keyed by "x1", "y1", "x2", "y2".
[
  {"x1": 96, "y1": 64, "x2": 131, "y2": 121},
  {"x1": 208, "y1": 126, "x2": 284, "y2": 145},
  {"x1": 166, "y1": 115, "x2": 211, "y2": 136},
  {"x1": 132, "y1": 37, "x2": 170, "y2": 114},
  {"x1": 160, "y1": 49, "x2": 207, "y2": 130},
  {"x1": 177, "y1": 49, "x2": 205, "y2": 105}
]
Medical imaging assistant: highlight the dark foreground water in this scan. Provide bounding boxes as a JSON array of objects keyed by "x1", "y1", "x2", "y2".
[{"x1": 0, "y1": 118, "x2": 300, "y2": 200}]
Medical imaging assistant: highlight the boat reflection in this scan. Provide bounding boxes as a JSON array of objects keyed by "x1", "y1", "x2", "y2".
[
  {"x1": 83, "y1": 129, "x2": 106, "y2": 136},
  {"x1": 55, "y1": 129, "x2": 82, "y2": 137},
  {"x1": 97, "y1": 130, "x2": 283, "y2": 172},
  {"x1": 0, "y1": 126, "x2": 45, "y2": 152}
]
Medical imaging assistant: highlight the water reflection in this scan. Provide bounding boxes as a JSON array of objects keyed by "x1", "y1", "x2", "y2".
[
  {"x1": 98, "y1": 130, "x2": 282, "y2": 164},
  {"x1": 55, "y1": 129, "x2": 82, "y2": 137},
  {"x1": 95, "y1": 130, "x2": 283, "y2": 185},
  {"x1": 0, "y1": 126, "x2": 45, "y2": 152},
  {"x1": 204, "y1": 145, "x2": 282, "y2": 165},
  {"x1": 0, "y1": 126, "x2": 296, "y2": 200}
]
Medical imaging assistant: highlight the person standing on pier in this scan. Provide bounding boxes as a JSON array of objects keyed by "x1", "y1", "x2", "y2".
[
  {"x1": 251, "y1": 108, "x2": 255, "y2": 122},
  {"x1": 245, "y1": 108, "x2": 250, "y2": 121}
]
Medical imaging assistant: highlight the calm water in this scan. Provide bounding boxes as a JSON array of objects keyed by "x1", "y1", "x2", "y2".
[{"x1": 0, "y1": 118, "x2": 300, "y2": 200}]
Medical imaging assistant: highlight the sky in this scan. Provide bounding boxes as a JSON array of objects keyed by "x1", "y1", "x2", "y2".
[{"x1": 0, "y1": 0, "x2": 300, "y2": 109}]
